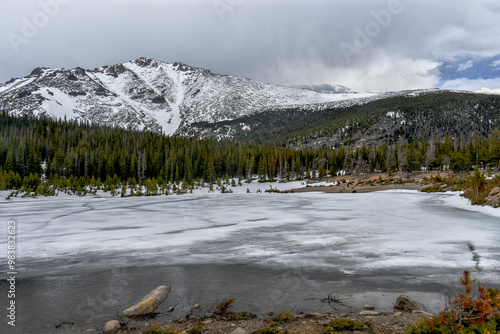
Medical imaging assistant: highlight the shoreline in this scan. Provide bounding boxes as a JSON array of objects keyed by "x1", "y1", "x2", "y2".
[
  {"x1": 287, "y1": 171, "x2": 441, "y2": 194},
  {"x1": 105, "y1": 310, "x2": 434, "y2": 334},
  {"x1": 0, "y1": 171, "x2": 451, "y2": 199},
  {"x1": 288, "y1": 171, "x2": 499, "y2": 210},
  {"x1": 290, "y1": 182, "x2": 424, "y2": 194},
  {"x1": 2, "y1": 170, "x2": 498, "y2": 208}
]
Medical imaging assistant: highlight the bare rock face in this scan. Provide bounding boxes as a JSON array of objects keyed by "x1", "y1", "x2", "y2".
[
  {"x1": 123, "y1": 285, "x2": 171, "y2": 318},
  {"x1": 0, "y1": 57, "x2": 365, "y2": 137},
  {"x1": 485, "y1": 187, "x2": 500, "y2": 206},
  {"x1": 103, "y1": 320, "x2": 121, "y2": 332},
  {"x1": 395, "y1": 295, "x2": 427, "y2": 312},
  {"x1": 489, "y1": 187, "x2": 500, "y2": 197}
]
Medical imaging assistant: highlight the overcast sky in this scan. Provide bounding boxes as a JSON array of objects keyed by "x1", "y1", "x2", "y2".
[{"x1": 1, "y1": 0, "x2": 500, "y2": 92}]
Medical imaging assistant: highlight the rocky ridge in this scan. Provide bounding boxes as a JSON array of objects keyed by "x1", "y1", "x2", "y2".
[{"x1": 0, "y1": 57, "x2": 377, "y2": 135}]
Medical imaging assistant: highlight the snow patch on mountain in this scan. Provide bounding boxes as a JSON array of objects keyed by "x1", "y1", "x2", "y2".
[{"x1": 37, "y1": 87, "x2": 78, "y2": 119}]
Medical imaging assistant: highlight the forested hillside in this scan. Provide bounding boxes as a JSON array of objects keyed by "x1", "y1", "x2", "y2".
[
  {"x1": 185, "y1": 91, "x2": 500, "y2": 149},
  {"x1": 0, "y1": 113, "x2": 499, "y2": 197}
]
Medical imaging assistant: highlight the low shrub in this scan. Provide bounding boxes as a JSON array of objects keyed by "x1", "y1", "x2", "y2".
[
  {"x1": 405, "y1": 270, "x2": 500, "y2": 334},
  {"x1": 186, "y1": 320, "x2": 203, "y2": 334},
  {"x1": 235, "y1": 311, "x2": 258, "y2": 320},
  {"x1": 420, "y1": 185, "x2": 446, "y2": 193},
  {"x1": 324, "y1": 318, "x2": 373, "y2": 332},
  {"x1": 274, "y1": 310, "x2": 292, "y2": 323},
  {"x1": 144, "y1": 324, "x2": 180, "y2": 334},
  {"x1": 214, "y1": 298, "x2": 235, "y2": 316}
]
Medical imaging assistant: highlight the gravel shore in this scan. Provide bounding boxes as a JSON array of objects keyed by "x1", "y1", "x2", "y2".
[{"x1": 106, "y1": 310, "x2": 434, "y2": 334}]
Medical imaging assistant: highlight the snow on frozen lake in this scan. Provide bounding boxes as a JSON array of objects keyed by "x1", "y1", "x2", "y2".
[
  {"x1": 0, "y1": 191, "x2": 499, "y2": 333},
  {"x1": 1, "y1": 191, "x2": 499, "y2": 278}
]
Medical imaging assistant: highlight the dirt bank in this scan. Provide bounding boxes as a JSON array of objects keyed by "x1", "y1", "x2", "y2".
[
  {"x1": 289, "y1": 171, "x2": 453, "y2": 194},
  {"x1": 107, "y1": 310, "x2": 433, "y2": 334}
]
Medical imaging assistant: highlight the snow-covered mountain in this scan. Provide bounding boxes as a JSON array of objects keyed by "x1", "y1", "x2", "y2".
[{"x1": 0, "y1": 57, "x2": 377, "y2": 135}]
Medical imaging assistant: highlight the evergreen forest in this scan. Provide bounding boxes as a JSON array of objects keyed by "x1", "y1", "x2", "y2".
[{"x1": 0, "y1": 113, "x2": 499, "y2": 197}]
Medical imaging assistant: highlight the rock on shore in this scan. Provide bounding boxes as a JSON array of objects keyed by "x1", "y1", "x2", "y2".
[
  {"x1": 123, "y1": 285, "x2": 171, "y2": 318},
  {"x1": 485, "y1": 187, "x2": 500, "y2": 206},
  {"x1": 395, "y1": 295, "x2": 428, "y2": 312},
  {"x1": 103, "y1": 320, "x2": 121, "y2": 332}
]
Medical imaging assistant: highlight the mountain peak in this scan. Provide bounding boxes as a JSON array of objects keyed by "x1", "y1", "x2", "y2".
[
  {"x1": 172, "y1": 62, "x2": 199, "y2": 73},
  {"x1": 0, "y1": 58, "x2": 379, "y2": 136},
  {"x1": 132, "y1": 57, "x2": 160, "y2": 68}
]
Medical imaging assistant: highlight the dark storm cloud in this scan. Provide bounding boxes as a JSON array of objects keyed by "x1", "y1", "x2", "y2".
[{"x1": 1, "y1": 0, "x2": 500, "y2": 91}]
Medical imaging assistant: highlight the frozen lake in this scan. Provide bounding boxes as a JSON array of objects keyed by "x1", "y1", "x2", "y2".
[{"x1": 1, "y1": 191, "x2": 499, "y2": 333}]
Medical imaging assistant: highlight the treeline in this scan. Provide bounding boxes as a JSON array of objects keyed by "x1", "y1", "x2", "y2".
[
  {"x1": 0, "y1": 113, "x2": 325, "y2": 191},
  {"x1": 339, "y1": 132, "x2": 500, "y2": 177},
  {"x1": 0, "y1": 113, "x2": 499, "y2": 196}
]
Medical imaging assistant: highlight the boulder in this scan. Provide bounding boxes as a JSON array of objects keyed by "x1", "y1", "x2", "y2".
[
  {"x1": 359, "y1": 310, "x2": 379, "y2": 315},
  {"x1": 103, "y1": 320, "x2": 121, "y2": 332},
  {"x1": 364, "y1": 304, "x2": 375, "y2": 310},
  {"x1": 486, "y1": 195, "x2": 500, "y2": 206},
  {"x1": 307, "y1": 312, "x2": 324, "y2": 318},
  {"x1": 489, "y1": 187, "x2": 500, "y2": 197},
  {"x1": 395, "y1": 295, "x2": 427, "y2": 312},
  {"x1": 123, "y1": 285, "x2": 171, "y2": 318},
  {"x1": 231, "y1": 328, "x2": 249, "y2": 334},
  {"x1": 412, "y1": 310, "x2": 434, "y2": 316},
  {"x1": 485, "y1": 188, "x2": 500, "y2": 206}
]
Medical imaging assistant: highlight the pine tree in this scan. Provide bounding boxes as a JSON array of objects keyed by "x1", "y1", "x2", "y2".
[{"x1": 207, "y1": 156, "x2": 216, "y2": 183}]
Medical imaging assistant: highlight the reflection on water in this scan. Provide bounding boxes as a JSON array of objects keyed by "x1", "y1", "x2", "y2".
[{"x1": 0, "y1": 264, "x2": 457, "y2": 334}]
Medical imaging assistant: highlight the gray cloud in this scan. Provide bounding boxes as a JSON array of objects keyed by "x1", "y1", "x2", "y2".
[
  {"x1": 293, "y1": 84, "x2": 350, "y2": 94},
  {"x1": 1, "y1": 0, "x2": 500, "y2": 92},
  {"x1": 484, "y1": 0, "x2": 500, "y2": 12}
]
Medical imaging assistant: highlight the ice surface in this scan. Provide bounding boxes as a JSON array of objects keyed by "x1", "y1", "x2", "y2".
[
  {"x1": 1, "y1": 191, "x2": 499, "y2": 283},
  {"x1": 1, "y1": 191, "x2": 499, "y2": 333}
]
